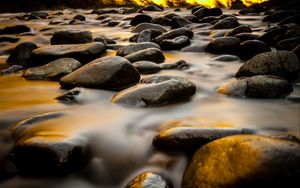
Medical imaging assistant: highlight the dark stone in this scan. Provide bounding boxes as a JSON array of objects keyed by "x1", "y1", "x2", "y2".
[
  {"x1": 278, "y1": 14, "x2": 300, "y2": 26},
  {"x1": 191, "y1": 6, "x2": 205, "y2": 14},
  {"x1": 151, "y1": 16, "x2": 171, "y2": 26},
  {"x1": 137, "y1": 30, "x2": 152, "y2": 43},
  {"x1": 182, "y1": 135, "x2": 300, "y2": 188},
  {"x1": 0, "y1": 131, "x2": 15, "y2": 181},
  {"x1": 183, "y1": 15, "x2": 199, "y2": 23},
  {"x1": 218, "y1": 75, "x2": 293, "y2": 98},
  {"x1": 293, "y1": 44, "x2": 300, "y2": 60},
  {"x1": 239, "y1": 40, "x2": 271, "y2": 60},
  {"x1": 91, "y1": 9, "x2": 119, "y2": 15},
  {"x1": 31, "y1": 42, "x2": 106, "y2": 66},
  {"x1": 170, "y1": 17, "x2": 193, "y2": 29},
  {"x1": 155, "y1": 28, "x2": 194, "y2": 44},
  {"x1": 213, "y1": 17, "x2": 239, "y2": 29},
  {"x1": 23, "y1": 58, "x2": 81, "y2": 81},
  {"x1": 130, "y1": 14, "x2": 152, "y2": 26},
  {"x1": 112, "y1": 75, "x2": 196, "y2": 107},
  {"x1": 161, "y1": 60, "x2": 190, "y2": 70},
  {"x1": 126, "y1": 172, "x2": 171, "y2": 188},
  {"x1": 107, "y1": 44, "x2": 125, "y2": 50},
  {"x1": 163, "y1": 12, "x2": 180, "y2": 19},
  {"x1": 0, "y1": 25, "x2": 31, "y2": 35},
  {"x1": 73, "y1": 15, "x2": 85, "y2": 21},
  {"x1": 225, "y1": 25, "x2": 252, "y2": 36},
  {"x1": 235, "y1": 51, "x2": 300, "y2": 80},
  {"x1": 212, "y1": 55, "x2": 240, "y2": 62},
  {"x1": 125, "y1": 48, "x2": 165, "y2": 64},
  {"x1": 30, "y1": 11, "x2": 48, "y2": 19},
  {"x1": 199, "y1": 16, "x2": 218, "y2": 23},
  {"x1": 263, "y1": 10, "x2": 299, "y2": 23},
  {"x1": 0, "y1": 65, "x2": 23, "y2": 76},
  {"x1": 153, "y1": 127, "x2": 253, "y2": 152},
  {"x1": 206, "y1": 37, "x2": 241, "y2": 55},
  {"x1": 96, "y1": 15, "x2": 109, "y2": 20},
  {"x1": 56, "y1": 87, "x2": 83, "y2": 104},
  {"x1": 50, "y1": 30, "x2": 93, "y2": 45},
  {"x1": 94, "y1": 37, "x2": 107, "y2": 46},
  {"x1": 0, "y1": 36, "x2": 20, "y2": 43},
  {"x1": 257, "y1": 26, "x2": 287, "y2": 45},
  {"x1": 193, "y1": 7, "x2": 222, "y2": 19},
  {"x1": 6, "y1": 42, "x2": 38, "y2": 67},
  {"x1": 107, "y1": 20, "x2": 120, "y2": 27},
  {"x1": 116, "y1": 42, "x2": 160, "y2": 57},
  {"x1": 132, "y1": 23, "x2": 167, "y2": 33},
  {"x1": 160, "y1": 36, "x2": 190, "y2": 51},
  {"x1": 60, "y1": 56, "x2": 140, "y2": 90},
  {"x1": 276, "y1": 37, "x2": 300, "y2": 50},
  {"x1": 235, "y1": 33, "x2": 259, "y2": 41},
  {"x1": 129, "y1": 34, "x2": 139, "y2": 42},
  {"x1": 142, "y1": 5, "x2": 163, "y2": 12},
  {"x1": 133, "y1": 61, "x2": 162, "y2": 74},
  {"x1": 103, "y1": 37, "x2": 116, "y2": 44}
]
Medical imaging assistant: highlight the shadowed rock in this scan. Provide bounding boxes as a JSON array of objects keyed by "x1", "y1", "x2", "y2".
[
  {"x1": 133, "y1": 61, "x2": 162, "y2": 74},
  {"x1": 155, "y1": 28, "x2": 193, "y2": 44},
  {"x1": 126, "y1": 172, "x2": 171, "y2": 188},
  {"x1": 117, "y1": 42, "x2": 160, "y2": 57},
  {"x1": 132, "y1": 23, "x2": 167, "y2": 33},
  {"x1": 124, "y1": 48, "x2": 165, "y2": 64},
  {"x1": 206, "y1": 37, "x2": 240, "y2": 55},
  {"x1": 6, "y1": 42, "x2": 38, "y2": 67},
  {"x1": 50, "y1": 30, "x2": 93, "y2": 45}
]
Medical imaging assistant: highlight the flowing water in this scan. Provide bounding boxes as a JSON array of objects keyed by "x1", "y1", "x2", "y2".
[{"x1": 0, "y1": 8, "x2": 299, "y2": 188}]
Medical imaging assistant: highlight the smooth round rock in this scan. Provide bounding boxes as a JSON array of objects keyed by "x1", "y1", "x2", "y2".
[
  {"x1": 239, "y1": 40, "x2": 271, "y2": 60},
  {"x1": 155, "y1": 28, "x2": 194, "y2": 44},
  {"x1": 126, "y1": 172, "x2": 171, "y2": 188},
  {"x1": 124, "y1": 48, "x2": 165, "y2": 64},
  {"x1": 73, "y1": 15, "x2": 86, "y2": 21},
  {"x1": 6, "y1": 42, "x2": 38, "y2": 67},
  {"x1": 132, "y1": 23, "x2": 167, "y2": 33},
  {"x1": 133, "y1": 61, "x2": 162, "y2": 74},
  {"x1": 0, "y1": 25, "x2": 31, "y2": 35},
  {"x1": 117, "y1": 42, "x2": 160, "y2": 57},
  {"x1": 50, "y1": 30, "x2": 93, "y2": 45},
  {"x1": 225, "y1": 25, "x2": 252, "y2": 36},
  {"x1": 213, "y1": 17, "x2": 239, "y2": 29},
  {"x1": 160, "y1": 36, "x2": 190, "y2": 51},
  {"x1": 130, "y1": 14, "x2": 152, "y2": 26},
  {"x1": 206, "y1": 37, "x2": 241, "y2": 55},
  {"x1": 182, "y1": 135, "x2": 300, "y2": 188},
  {"x1": 112, "y1": 75, "x2": 196, "y2": 107},
  {"x1": 235, "y1": 51, "x2": 300, "y2": 80}
]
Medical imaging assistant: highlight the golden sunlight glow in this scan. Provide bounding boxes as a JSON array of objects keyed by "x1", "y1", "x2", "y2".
[{"x1": 102, "y1": 0, "x2": 269, "y2": 8}]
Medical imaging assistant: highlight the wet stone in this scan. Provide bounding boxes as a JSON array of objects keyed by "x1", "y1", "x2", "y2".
[
  {"x1": 239, "y1": 40, "x2": 271, "y2": 60},
  {"x1": 73, "y1": 15, "x2": 86, "y2": 21},
  {"x1": 23, "y1": 58, "x2": 81, "y2": 81},
  {"x1": 160, "y1": 36, "x2": 190, "y2": 51},
  {"x1": 6, "y1": 42, "x2": 38, "y2": 67},
  {"x1": 161, "y1": 60, "x2": 190, "y2": 70},
  {"x1": 50, "y1": 30, "x2": 94, "y2": 45},
  {"x1": 235, "y1": 33, "x2": 259, "y2": 41},
  {"x1": 130, "y1": 14, "x2": 152, "y2": 26},
  {"x1": 126, "y1": 172, "x2": 171, "y2": 188},
  {"x1": 213, "y1": 17, "x2": 239, "y2": 29},
  {"x1": 30, "y1": 11, "x2": 48, "y2": 19},
  {"x1": 170, "y1": 17, "x2": 193, "y2": 29},
  {"x1": 55, "y1": 87, "x2": 83, "y2": 104},
  {"x1": 217, "y1": 75, "x2": 293, "y2": 98},
  {"x1": 0, "y1": 65, "x2": 23, "y2": 76},
  {"x1": 182, "y1": 135, "x2": 300, "y2": 188},
  {"x1": 235, "y1": 51, "x2": 300, "y2": 80},
  {"x1": 0, "y1": 36, "x2": 20, "y2": 43},
  {"x1": 31, "y1": 42, "x2": 106, "y2": 66},
  {"x1": 0, "y1": 25, "x2": 31, "y2": 35},
  {"x1": 112, "y1": 75, "x2": 196, "y2": 107},
  {"x1": 206, "y1": 37, "x2": 241, "y2": 55},
  {"x1": 155, "y1": 28, "x2": 194, "y2": 44},
  {"x1": 193, "y1": 7, "x2": 222, "y2": 19},
  {"x1": 124, "y1": 48, "x2": 165, "y2": 64},
  {"x1": 225, "y1": 25, "x2": 252, "y2": 36},
  {"x1": 293, "y1": 44, "x2": 300, "y2": 60},
  {"x1": 132, "y1": 23, "x2": 167, "y2": 33},
  {"x1": 142, "y1": 5, "x2": 163, "y2": 12},
  {"x1": 116, "y1": 42, "x2": 160, "y2": 57},
  {"x1": 276, "y1": 36, "x2": 300, "y2": 51},
  {"x1": 212, "y1": 55, "x2": 240, "y2": 62},
  {"x1": 151, "y1": 16, "x2": 171, "y2": 26},
  {"x1": 60, "y1": 56, "x2": 140, "y2": 90},
  {"x1": 133, "y1": 61, "x2": 162, "y2": 74},
  {"x1": 137, "y1": 30, "x2": 152, "y2": 43},
  {"x1": 153, "y1": 127, "x2": 253, "y2": 153},
  {"x1": 257, "y1": 26, "x2": 287, "y2": 45}
]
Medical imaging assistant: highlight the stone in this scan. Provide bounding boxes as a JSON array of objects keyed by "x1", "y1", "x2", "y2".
[
  {"x1": 213, "y1": 17, "x2": 239, "y2": 29},
  {"x1": 30, "y1": 11, "x2": 48, "y2": 19},
  {"x1": 130, "y1": 14, "x2": 152, "y2": 26},
  {"x1": 263, "y1": 10, "x2": 299, "y2": 23},
  {"x1": 133, "y1": 61, "x2": 162, "y2": 74},
  {"x1": 0, "y1": 131, "x2": 15, "y2": 181},
  {"x1": 73, "y1": 15, "x2": 86, "y2": 21},
  {"x1": 235, "y1": 33, "x2": 259, "y2": 41},
  {"x1": 151, "y1": 16, "x2": 171, "y2": 26},
  {"x1": 239, "y1": 40, "x2": 271, "y2": 60},
  {"x1": 199, "y1": 16, "x2": 218, "y2": 23},
  {"x1": 161, "y1": 60, "x2": 190, "y2": 70},
  {"x1": 193, "y1": 7, "x2": 222, "y2": 19},
  {"x1": 107, "y1": 20, "x2": 120, "y2": 27},
  {"x1": 94, "y1": 37, "x2": 107, "y2": 46},
  {"x1": 6, "y1": 42, "x2": 38, "y2": 67},
  {"x1": 278, "y1": 14, "x2": 300, "y2": 26},
  {"x1": 160, "y1": 36, "x2": 190, "y2": 51},
  {"x1": 153, "y1": 127, "x2": 253, "y2": 152},
  {"x1": 206, "y1": 37, "x2": 241, "y2": 55},
  {"x1": 293, "y1": 44, "x2": 300, "y2": 60},
  {"x1": 107, "y1": 44, "x2": 125, "y2": 50},
  {"x1": 126, "y1": 172, "x2": 171, "y2": 188},
  {"x1": 257, "y1": 26, "x2": 287, "y2": 45},
  {"x1": 0, "y1": 65, "x2": 23, "y2": 76},
  {"x1": 276, "y1": 37, "x2": 300, "y2": 51},
  {"x1": 23, "y1": 58, "x2": 81, "y2": 81},
  {"x1": 60, "y1": 56, "x2": 140, "y2": 90},
  {"x1": 217, "y1": 75, "x2": 293, "y2": 98},
  {"x1": 31, "y1": 42, "x2": 106, "y2": 66},
  {"x1": 116, "y1": 42, "x2": 160, "y2": 57},
  {"x1": 112, "y1": 75, "x2": 196, "y2": 107},
  {"x1": 225, "y1": 25, "x2": 252, "y2": 36},
  {"x1": 170, "y1": 17, "x2": 193, "y2": 29},
  {"x1": 124, "y1": 48, "x2": 165, "y2": 64},
  {"x1": 155, "y1": 28, "x2": 194, "y2": 44},
  {"x1": 212, "y1": 55, "x2": 240, "y2": 62},
  {"x1": 182, "y1": 135, "x2": 300, "y2": 188},
  {"x1": 235, "y1": 51, "x2": 300, "y2": 80},
  {"x1": 132, "y1": 23, "x2": 167, "y2": 33},
  {"x1": 0, "y1": 25, "x2": 31, "y2": 35},
  {"x1": 137, "y1": 30, "x2": 152, "y2": 43},
  {"x1": 55, "y1": 87, "x2": 83, "y2": 104},
  {"x1": 142, "y1": 5, "x2": 163, "y2": 12},
  {"x1": 50, "y1": 30, "x2": 93, "y2": 45},
  {"x1": 0, "y1": 36, "x2": 19, "y2": 43}
]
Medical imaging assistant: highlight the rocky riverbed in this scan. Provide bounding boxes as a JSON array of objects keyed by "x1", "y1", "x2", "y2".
[{"x1": 0, "y1": 3, "x2": 300, "y2": 188}]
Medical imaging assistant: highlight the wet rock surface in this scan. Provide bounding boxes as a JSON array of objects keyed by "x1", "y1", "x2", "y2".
[
  {"x1": 50, "y1": 30, "x2": 94, "y2": 45},
  {"x1": 6, "y1": 42, "x2": 38, "y2": 67},
  {"x1": 124, "y1": 48, "x2": 165, "y2": 63},
  {"x1": 206, "y1": 37, "x2": 241, "y2": 55},
  {"x1": 126, "y1": 172, "x2": 171, "y2": 188},
  {"x1": 116, "y1": 42, "x2": 160, "y2": 57},
  {"x1": 182, "y1": 135, "x2": 300, "y2": 188},
  {"x1": 112, "y1": 75, "x2": 196, "y2": 107}
]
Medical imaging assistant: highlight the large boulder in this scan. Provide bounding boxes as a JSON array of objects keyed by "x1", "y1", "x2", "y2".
[
  {"x1": 124, "y1": 48, "x2": 165, "y2": 64},
  {"x1": 182, "y1": 135, "x2": 300, "y2": 188},
  {"x1": 23, "y1": 58, "x2": 81, "y2": 81},
  {"x1": 60, "y1": 56, "x2": 140, "y2": 90},
  {"x1": 31, "y1": 42, "x2": 106, "y2": 66},
  {"x1": 6, "y1": 42, "x2": 38, "y2": 67},
  {"x1": 206, "y1": 37, "x2": 241, "y2": 55},
  {"x1": 50, "y1": 30, "x2": 94, "y2": 45},
  {"x1": 116, "y1": 42, "x2": 160, "y2": 57},
  {"x1": 112, "y1": 75, "x2": 196, "y2": 107},
  {"x1": 235, "y1": 51, "x2": 300, "y2": 80},
  {"x1": 217, "y1": 75, "x2": 293, "y2": 98}
]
